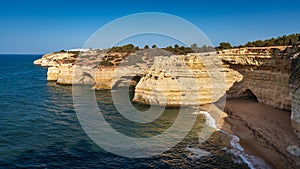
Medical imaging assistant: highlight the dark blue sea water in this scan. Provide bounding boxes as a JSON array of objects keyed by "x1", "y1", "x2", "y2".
[{"x1": 0, "y1": 55, "x2": 251, "y2": 168}]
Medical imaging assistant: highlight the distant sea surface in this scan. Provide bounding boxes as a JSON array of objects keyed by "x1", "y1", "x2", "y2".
[{"x1": 0, "y1": 54, "x2": 251, "y2": 168}]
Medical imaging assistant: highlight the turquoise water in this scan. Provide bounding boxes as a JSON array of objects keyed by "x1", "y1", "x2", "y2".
[{"x1": 0, "y1": 55, "x2": 250, "y2": 168}]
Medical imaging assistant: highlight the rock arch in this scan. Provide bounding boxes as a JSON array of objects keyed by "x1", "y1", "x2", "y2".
[{"x1": 112, "y1": 75, "x2": 142, "y2": 89}]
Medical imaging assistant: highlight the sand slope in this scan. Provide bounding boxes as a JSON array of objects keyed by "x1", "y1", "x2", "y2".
[{"x1": 224, "y1": 99, "x2": 300, "y2": 169}]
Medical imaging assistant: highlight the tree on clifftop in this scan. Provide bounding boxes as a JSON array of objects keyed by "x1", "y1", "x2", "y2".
[
  {"x1": 217, "y1": 42, "x2": 232, "y2": 50},
  {"x1": 242, "y1": 33, "x2": 300, "y2": 47},
  {"x1": 191, "y1": 43, "x2": 198, "y2": 49}
]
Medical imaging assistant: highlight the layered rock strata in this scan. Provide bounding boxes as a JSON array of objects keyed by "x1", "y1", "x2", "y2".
[
  {"x1": 34, "y1": 47, "x2": 297, "y2": 110},
  {"x1": 34, "y1": 49, "x2": 166, "y2": 89},
  {"x1": 132, "y1": 53, "x2": 242, "y2": 106},
  {"x1": 223, "y1": 48, "x2": 292, "y2": 110},
  {"x1": 290, "y1": 51, "x2": 300, "y2": 138},
  {"x1": 34, "y1": 47, "x2": 300, "y2": 137}
]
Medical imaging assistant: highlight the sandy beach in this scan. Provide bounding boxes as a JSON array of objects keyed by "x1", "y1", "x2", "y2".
[{"x1": 224, "y1": 99, "x2": 300, "y2": 169}]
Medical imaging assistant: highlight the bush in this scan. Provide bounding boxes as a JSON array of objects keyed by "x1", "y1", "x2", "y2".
[
  {"x1": 109, "y1": 44, "x2": 140, "y2": 53},
  {"x1": 217, "y1": 42, "x2": 232, "y2": 50},
  {"x1": 242, "y1": 33, "x2": 300, "y2": 47}
]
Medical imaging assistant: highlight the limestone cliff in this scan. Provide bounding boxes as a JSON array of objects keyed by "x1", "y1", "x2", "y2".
[
  {"x1": 35, "y1": 47, "x2": 297, "y2": 110},
  {"x1": 38, "y1": 55, "x2": 139, "y2": 89},
  {"x1": 130, "y1": 46, "x2": 300, "y2": 138},
  {"x1": 223, "y1": 48, "x2": 292, "y2": 110},
  {"x1": 34, "y1": 46, "x2": 300, "y2": 137},
  {"x1": 132, "y1": 53, "x2": 242, "y2": 106},
  {"x1": 35, "y1": 49, "x2": 168, "y2": 89},
  {"x1": 132, "y1": 47, "x2": 294, "y2": 110},
  {"x1": 34, "y1": 52, "x2": 77, "y2": 67},
  {"x1": 290, "y1": 51, "x2": 300, "y2": 138}
]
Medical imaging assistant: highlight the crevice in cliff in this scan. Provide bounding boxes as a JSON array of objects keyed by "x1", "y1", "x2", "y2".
[{"x1": 129, "y1": 75, "x2": 142, "y2": 101}]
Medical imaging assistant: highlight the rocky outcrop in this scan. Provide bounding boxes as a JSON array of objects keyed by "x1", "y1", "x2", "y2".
[
  {"x1": 222, "y1": 47, "x2": 300, "y2": 136},
  {"x1": 130, "y1": 47, "x2": 300, "y2": 138},
  {"x1": 224, "y1": 47, "x2": 300, "y2": 139},
  {"x1": 224, "y1": 49, "x2": 292, "y2": 110},
  {"x1": 34, "y1": 52, "x2": 76, "y2": 67},
  {"x1": 35, "y1": 49, "x2": 166, "y2": 89},
  {"x1": 45, "y1": 64, "x2": 141, "y2": 89},
  {"x1": 132, "y1": 47, "x2": 295, "y2": 110},
  {"x1": 132, "y1": 53, "x2": 242, "y2": 106},
  {"x1": 35, "y1": 47, "x2": 297, "y2": 109},
  {"x1": 34, "y1": 47, "x2": 300, "y2": 138}
]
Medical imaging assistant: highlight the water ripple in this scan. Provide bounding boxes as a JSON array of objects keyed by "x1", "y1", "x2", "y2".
[{"x1": 0, "y1": 55, "x2": 250, "y2": 168}]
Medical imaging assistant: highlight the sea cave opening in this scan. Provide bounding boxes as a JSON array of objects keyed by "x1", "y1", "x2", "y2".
[
  {"x1": 241, "y1": 89, "x2": 258, "y2": 102},
  {"x1": 129, "y1": 75, "x2": 142, "y2": 100}
]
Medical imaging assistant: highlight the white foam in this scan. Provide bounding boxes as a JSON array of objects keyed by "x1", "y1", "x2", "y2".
[
  {"x1": 194, "y1": 111, "x2": 270, "y2": 168},
  {"x1": 186, "y1": 147, "x2": 211, "y2": 159},
  {"x1": 193, "y1": 111, "x2": 217, "y2": 129},
  {"x1": 230, "y1": 134, "x2": 244, "y2": 151},
  {"x1": 219, "y1": 130, "x2": 271, "y2": 169}
]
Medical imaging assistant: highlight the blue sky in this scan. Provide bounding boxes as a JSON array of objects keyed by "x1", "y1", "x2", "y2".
[{"x1": 0, "y1": 0, "x2": 299, "y2": 54}]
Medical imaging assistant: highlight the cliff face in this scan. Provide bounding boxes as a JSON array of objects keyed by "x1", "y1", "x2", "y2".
[
  {"x1": 223, "y1": 49, "x2": 292, "y2": 111},
  {"x1": 34, "y1": 52, "x2": 76, "y2": 67},
  {"x1": 132, "y1": 53, "x2": 242, "y2": 106},
  {"x1": 47, "y1": 65, "x2": 115, "y2": 88},
  {"x1": 43, "y1": 63, "x2": 142, "y2": 89},
  {"x1": 35, "y1": 48, "x2": 296, "y2": 110},
  {"x1": 290, "y1": 51, "x2": 300, "y2": 138},
  {"x1": 34, "y1": 49, "x2": 163, "y2": 89},
  {"x1": 132, "y1": 47, "x2": 294, "y2": 110},
  {"x1": 132, "y1": 46, "x2": 300, "y2": 138},
  {"x1": 34, "y1": 47, "x2": 300, "y2": 138}
]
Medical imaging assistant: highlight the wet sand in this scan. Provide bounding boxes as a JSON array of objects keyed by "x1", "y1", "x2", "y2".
[{"x1": 223, "y1": 99, "x2": 300, "y2": 169}]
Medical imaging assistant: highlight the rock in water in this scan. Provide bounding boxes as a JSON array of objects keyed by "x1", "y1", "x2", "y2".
[{"x1": 287, "y1": 145, "x2": 300, "y2": 157}]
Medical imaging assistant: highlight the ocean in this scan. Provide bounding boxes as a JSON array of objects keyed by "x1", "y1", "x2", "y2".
[{"x1": 0, "y1": 54, "x2": 255, "y2": 168}]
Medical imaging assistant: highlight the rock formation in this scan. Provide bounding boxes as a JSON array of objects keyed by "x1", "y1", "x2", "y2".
[
  {"x1": 34, "y1": 46, "x2": 300, "y2": 138},
  {"x1": 223, "y1": 48, "x2": 292, "y2": 111},
  {"x1": 34, "y1": 49, "x2": 168, "y2": 89},
  {"x1": 132, "y1": 53, "x2": 242, "y2": 106},
  {"x1": 290, "y1": 50, "x2": 300, "y2": 138}
]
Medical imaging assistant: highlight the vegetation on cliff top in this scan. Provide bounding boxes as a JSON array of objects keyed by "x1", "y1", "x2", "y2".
[
  {"x1": 217, "y1": 33, "x2": 300, "y2": 50},
  {"x1": 59, "y1": 33, "x2": 300, "y2": 54},
  {"x1": 108, "y1": 43, "x2": 215, "y2": 55},
  {"x1": 243, "y1": 33, "x2": 300, "y2": 47},
  {"x1": 109, "y1": 44, "x2": 140, "y2": 53}
]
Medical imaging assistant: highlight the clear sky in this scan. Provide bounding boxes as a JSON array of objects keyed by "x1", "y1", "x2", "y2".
[{"x1": 0, "y1": 0, "x2": 299, "y2": 54}]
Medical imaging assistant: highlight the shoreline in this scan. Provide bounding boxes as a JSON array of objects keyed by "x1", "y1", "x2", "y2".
[{"x1": 223, "y1": 99, "x2": 300, "y2": 169}]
